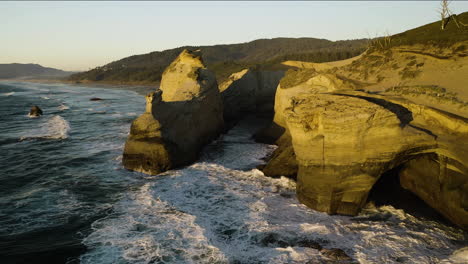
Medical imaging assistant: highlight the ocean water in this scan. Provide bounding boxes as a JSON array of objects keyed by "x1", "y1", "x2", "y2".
[{"x1": 0, "y1": 81, "x2": 467, "y2": 264}]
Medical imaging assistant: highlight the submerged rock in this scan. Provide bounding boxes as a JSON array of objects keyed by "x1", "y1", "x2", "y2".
[
  {"x1": 122, "y1": 49, "x2": 224, "y2": 175},
  {"x1": 319, "y1": 248, "x2": 353, "y2": 261},
  {"x1": 29, "y1": 105, "x2": 43, "y2": 117}
]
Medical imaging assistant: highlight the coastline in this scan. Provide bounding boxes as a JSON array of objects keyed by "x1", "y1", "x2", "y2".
[{"x1": 0, "y1": 78, "x2": 158, "y2": 96}]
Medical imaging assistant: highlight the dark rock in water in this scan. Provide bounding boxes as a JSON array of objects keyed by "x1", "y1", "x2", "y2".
[
  {"x1": 295, "y1": 239, "x2": 322, "y2": 250},
  {"x1": 90, "y1": 97, "x2": 103, "y2": 101},
  {"x1": 261, "y1": 132, "x2": 297, "y2": 180},
  {"x1": 320, "y1": 248, "x2": 353, "y2": 261},
  {"x1": 29, "y1": 105, "x2": 43, "y2": 117}
]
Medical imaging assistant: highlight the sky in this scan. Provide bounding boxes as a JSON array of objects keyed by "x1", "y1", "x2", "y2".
[{"x1": 1, "y1": 1, "x2": 468, "y2": 71}]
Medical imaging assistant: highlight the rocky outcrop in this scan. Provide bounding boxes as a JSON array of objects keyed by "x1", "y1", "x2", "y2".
[
  {"x1": 122, "y1": 49, "x2": 224, "y2": 175},
  {"x1": 29, "y1": 105, "x2": 43, "y2": 117},
  {"x1": 219, "y1": 69, "x2": 284, "y2": 122},
  {"x1": 260, "y1": 131, "x2": 298, "y2": 179},
  {"x1": 219, "y1": 69, "x2": 258, "y2": 122},
  {"x1": 261, "y1": 70, "x2": 468, "y2": 229}
]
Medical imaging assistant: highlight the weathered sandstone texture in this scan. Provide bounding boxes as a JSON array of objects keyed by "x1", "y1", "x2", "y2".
[
  {"x1": 122, "y1": 50, "x2": 224, "y2": 175},
  {"x1": 262, "y1": 71, "x2": 468, "y2": 229}
]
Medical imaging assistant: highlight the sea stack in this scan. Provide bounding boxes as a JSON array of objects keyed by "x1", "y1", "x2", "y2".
[
  {"x1": 29, "y1": 105, "x2": 43, "y2": 117},
  {"x1": 122, "y1": 49, "x2": 224, "y2": 175}
]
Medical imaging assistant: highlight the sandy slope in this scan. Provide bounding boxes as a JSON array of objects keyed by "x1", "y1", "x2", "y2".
[
  {"x1": 282, "y1": 42, "x2": 468, "y2": 118},
  {"x1": 281, "y1": 52, "x2": 364, "y2": 71}
]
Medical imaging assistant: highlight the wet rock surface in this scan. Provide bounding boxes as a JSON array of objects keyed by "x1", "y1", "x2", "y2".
[{"x1": 28, "y1": 105, "x2": 43, "y2": 117}]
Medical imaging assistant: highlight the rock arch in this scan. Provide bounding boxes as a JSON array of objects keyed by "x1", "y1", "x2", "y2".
[{"x1": 278, "y1": 90, "x2": 468, "y2": 229}]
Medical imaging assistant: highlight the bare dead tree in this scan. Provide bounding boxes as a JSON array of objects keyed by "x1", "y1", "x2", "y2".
[
  {"x1": 439, "y1": 0, "x2": 468, "y2": 29},
  {"x1": 440, "y1": 0, "x2": 451, "y2": 30}
]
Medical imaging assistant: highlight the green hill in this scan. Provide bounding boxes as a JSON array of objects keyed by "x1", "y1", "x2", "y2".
[
  {"x1": 69, "y1": 38, "x2": 367, "y2": 84},
  {"x1": 0, "y1": 63, "x2": 71, "y2": 79},
  {"x1": 369, "y1": 11, "x2": 468, "y2": 51}
]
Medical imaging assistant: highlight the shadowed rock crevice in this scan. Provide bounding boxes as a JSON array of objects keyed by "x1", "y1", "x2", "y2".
[
  {"x1": 219, "y1": 69, "x2": 285, "y2": 125},
  {"x1": 333, "y1": 93, "x2": 414, "y2": 127},
  {"x1": 335, "y1": 93, "x2": 440, "y2": 139},
  {"x1": 367, "y1": 162, "x2": 453, "y2": 224}
]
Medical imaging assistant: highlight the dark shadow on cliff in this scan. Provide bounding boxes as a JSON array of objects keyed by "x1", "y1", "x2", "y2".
[
  {"x1": 334, "y1": 93, "x2": 439, "y2": 139},
  {"x1": 367, "y1": 163, "x2": 455, "y2": 226},
  {"x1": 334, "y1": 93, "x2": 413, "y2": 127}
]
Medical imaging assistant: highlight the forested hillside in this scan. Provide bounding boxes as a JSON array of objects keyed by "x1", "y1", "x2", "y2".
[{"x1": 69, "y1": 37, "x2": 367, "y2": 84}]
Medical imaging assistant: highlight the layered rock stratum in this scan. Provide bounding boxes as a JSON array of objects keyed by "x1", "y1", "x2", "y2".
[
  {"x1": 261, "y1": 43, "x2": 468, "y2": 229},
  {"x1": 122, "y1": 50, "x2": 224, "y2": 175}
]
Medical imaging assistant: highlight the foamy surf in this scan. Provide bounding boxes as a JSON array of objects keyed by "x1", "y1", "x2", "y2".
[
  {"x1": 80, "y1": 119, "x2": 467, "y2": 264},
  {"x1": 450, "y1": 247, "x2": 468, "y2": 263},
  {"x1": 1, "y1": 92, "x2": 15, "y2": 96},
  {"x1": 57, "y1": 104, "x2": 70, "y2": 111},
  {"x1": 20, "y1": 115, "x2": 70, "y2": 140}
]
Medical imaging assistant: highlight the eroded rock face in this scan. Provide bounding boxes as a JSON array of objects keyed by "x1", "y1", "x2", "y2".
[
  {"x1": 123, "y1": 49, "x2": 224, "y2": 175},
  {"x1": 273, "y1": 73, "x2": 358, "y2": 128},
  {"x1": 262, "y1": 70, "x2": 468, "y2": 229},
  {"x1": 219, "y1": 69, "x2": 285, "y2": 122},
  {"x1": 219, "y1": 69, "x2": 258, "y2": 122},
  {"x1": 285, "y1": 93, "x2": 436, "y2": 215}
]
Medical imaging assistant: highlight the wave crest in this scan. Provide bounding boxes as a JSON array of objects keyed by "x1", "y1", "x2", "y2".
[{"x1": 20, "y1": 115, "x2": 71, "y2": 140}]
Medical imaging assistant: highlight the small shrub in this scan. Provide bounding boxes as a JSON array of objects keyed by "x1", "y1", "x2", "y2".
[
  {"x1": 407, "y1": 60, "x2": 417, "y2": 67},
  {"x1": 279, "y1": 68, "x2": 317, "y2": 88},
  {"x1": 399, "y1": 68, "x2": 422, "y2": 79},
  {"x1": 454, "y1": 45, "x2": 466, "y2": 52}
]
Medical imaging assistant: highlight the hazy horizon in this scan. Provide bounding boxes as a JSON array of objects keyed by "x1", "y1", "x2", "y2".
[{"x1": 2, "y1": 1, "x2": 468, "y2": 71}]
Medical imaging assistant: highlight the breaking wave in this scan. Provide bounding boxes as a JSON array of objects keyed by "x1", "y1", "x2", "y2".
[
  {"x1": 20, "y1": 115, "x2": 70, "y2": 140},
  {"x1": 80, "y1": 118, "x2": 467, "y2": 264}
]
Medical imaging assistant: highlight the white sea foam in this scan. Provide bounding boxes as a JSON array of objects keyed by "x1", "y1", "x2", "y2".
[
  {"x1": 41, "y1": 96, "x2": 50, "y2": 100},
  {"x1": 80, "y1": 119, "x2": 466, "y2": 264},
  {"x1": 449, "y1": 247, "x2": 468, "y2": 263},
  {"x1": 1, "y1": 92, "x2": 15, "y2": 96},
  {"x1": 57, "y1": 104, "x2": 70, "y2": 111},
  {"x1": 20, "y1": 115, "x2": 70, "y2": 140}
]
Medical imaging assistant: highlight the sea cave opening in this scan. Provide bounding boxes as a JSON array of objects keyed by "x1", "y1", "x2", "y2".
[{"x1": 366, "y1": 164, "x2": 451, "y2": 225}]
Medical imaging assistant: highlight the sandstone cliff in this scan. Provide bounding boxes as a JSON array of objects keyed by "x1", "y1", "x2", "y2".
[
  {"x1": 123, "y1": 50, "x2": 224, "y2": 175},
  {"x1": 260, "y1": 48, "x2": 468, "y2": 229}
]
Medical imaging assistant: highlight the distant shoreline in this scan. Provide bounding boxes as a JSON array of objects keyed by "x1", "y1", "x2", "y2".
[{"x1": 0, "y1": 78, "x2": 158, "y2": 96}]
